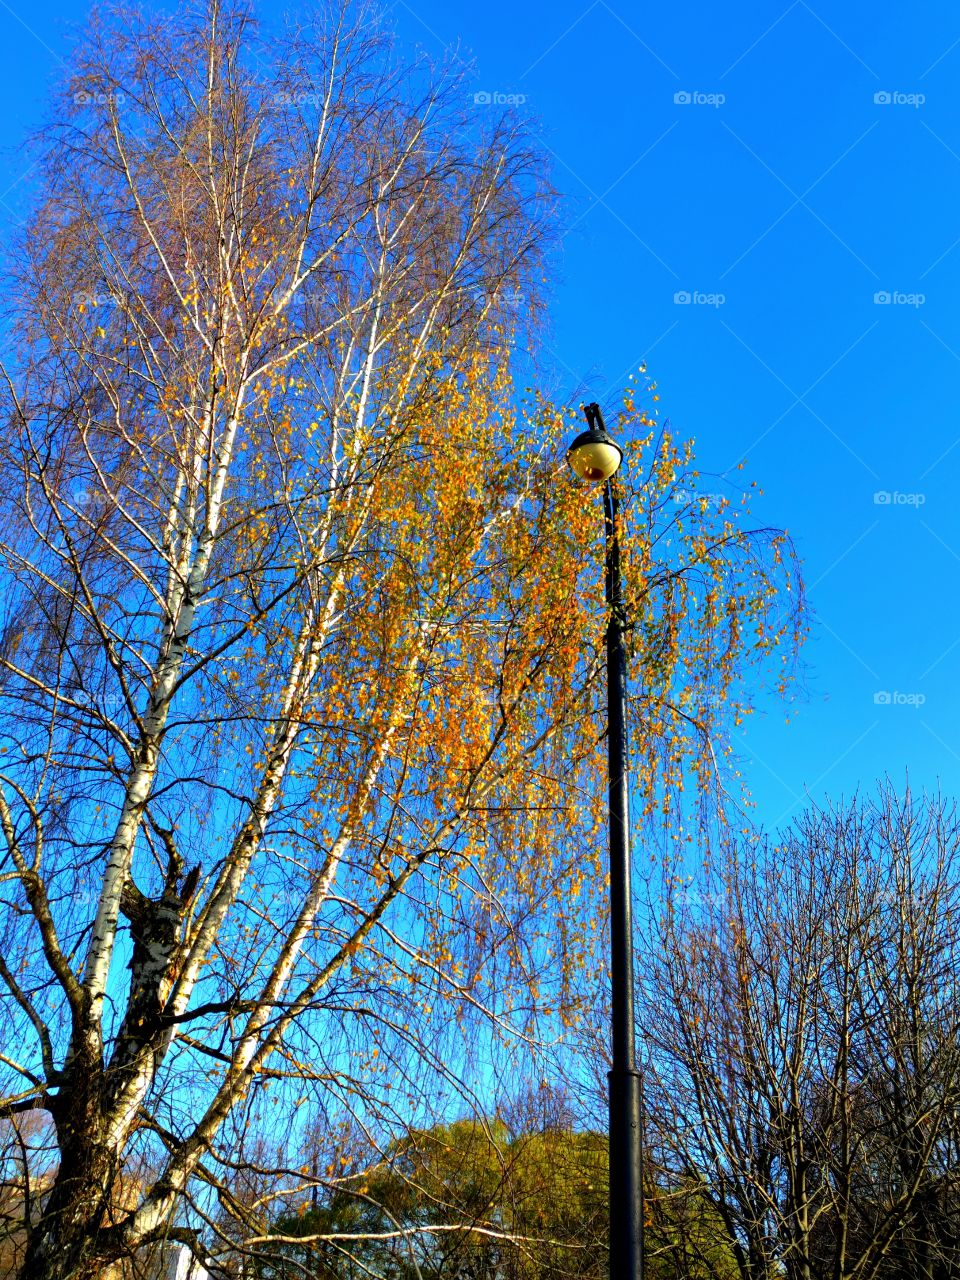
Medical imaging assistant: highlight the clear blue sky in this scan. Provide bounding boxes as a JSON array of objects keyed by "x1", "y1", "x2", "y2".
[{"x1": 1, "y1": 0, "x2": 958, "y2": 833}]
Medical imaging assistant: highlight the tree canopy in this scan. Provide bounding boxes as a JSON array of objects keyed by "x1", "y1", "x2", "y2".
[{"x1": 264, "y1": 1111, "x2": 739, "y2": 1280}]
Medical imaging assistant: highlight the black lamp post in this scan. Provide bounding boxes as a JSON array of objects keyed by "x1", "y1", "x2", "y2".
[{"x1": 567, "y1": 402, "x2": 643, "y2": 1280}]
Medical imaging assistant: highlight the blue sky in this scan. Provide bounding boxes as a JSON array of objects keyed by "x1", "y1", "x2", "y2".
[{"x1": 1, "y1": 0, "x2": 959, "y2": 834}]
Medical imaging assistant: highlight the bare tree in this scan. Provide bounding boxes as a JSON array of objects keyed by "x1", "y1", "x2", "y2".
[
  {"x1": 0, "y1": 3, "x2": 800, "y2": 1277},
  {"x1": 641, "y1": 785, "x2": 960, "y2": 1280}
]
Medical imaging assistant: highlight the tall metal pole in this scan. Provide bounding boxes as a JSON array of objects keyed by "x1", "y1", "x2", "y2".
[{"x1": 595, "y1": 406, "x2": 644, "y2": 1280}]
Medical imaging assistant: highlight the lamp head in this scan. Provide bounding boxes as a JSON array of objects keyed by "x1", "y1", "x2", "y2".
[{"x1": 566, "y1": 403, "x2": 623, "y2": 483}]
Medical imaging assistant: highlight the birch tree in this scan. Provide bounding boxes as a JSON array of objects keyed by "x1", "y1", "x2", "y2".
[{"x1": 0, "y1": 3, "x2": 801, "y2": 1277}]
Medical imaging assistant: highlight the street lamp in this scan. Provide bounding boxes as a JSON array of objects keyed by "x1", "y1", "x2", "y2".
[{"x1": 567, "y1": 402, "x2": 643, "y2": 1280}]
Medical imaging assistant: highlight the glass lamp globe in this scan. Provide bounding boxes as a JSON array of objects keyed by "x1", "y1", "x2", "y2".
[{"x1": 566, "y1": 428, "x2": 623, "y2": 483}]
